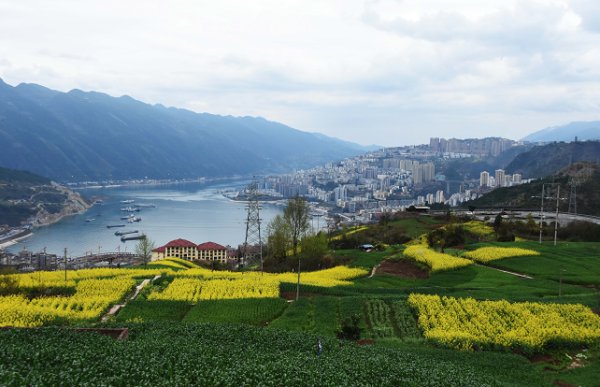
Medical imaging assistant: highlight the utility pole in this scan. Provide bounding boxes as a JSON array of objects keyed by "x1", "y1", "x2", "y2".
[
  {"x1": 64, "y1": 248, "x2": 68, "y2": 281},
  {"x1": 243, "y1": 179, "x2": 262, "y2": 272},
  {"x1": 554, "y1": 186, "x2": 560, "y2": 247},
  {"x1": 538, "y1": 184, "x2": 545, "y2": 244},
  {"x1": 536, "y1": 183, "x2": 562, "y2": 245}
]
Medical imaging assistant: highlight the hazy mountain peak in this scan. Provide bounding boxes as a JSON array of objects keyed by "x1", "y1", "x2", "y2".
[
  {"x1": 0, "y1": 80, "x2": 369, "y2": 182},
  {"x1": 522, "y1": 121, "x2": 600, "y2": 142}
]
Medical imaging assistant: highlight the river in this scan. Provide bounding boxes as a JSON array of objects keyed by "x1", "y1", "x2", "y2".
[{"x1": 6, "y1": 180, "x2": 283, "y2": 257}]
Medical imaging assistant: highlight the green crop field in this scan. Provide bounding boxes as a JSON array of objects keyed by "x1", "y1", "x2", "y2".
[
  {"x1": 183, "y1": 298, "x2": 287, "y2": 325},
  {"x1": 464, "y1": 241, "x2": 600, "y2": 285},
  {"x1": 0, "y1": 323, "x2": 552, "y2": 386}
]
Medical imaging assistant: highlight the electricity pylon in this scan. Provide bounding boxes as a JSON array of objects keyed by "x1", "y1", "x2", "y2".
[{"x1": 243, "y1": 180, "x2": 262, "y2": 271}]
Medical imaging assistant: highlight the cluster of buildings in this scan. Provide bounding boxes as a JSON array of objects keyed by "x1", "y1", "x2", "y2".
[
  {"x1": 225, "y1": 140, "x2": 491, "y2": 223},
  {"x1": 429, "y1": 137, "x2": 515, "y2": 157},
  {"x1": 229, "y1": 137, "x2": 531, "y2": 223},
  {"x1": 479, "y1": 169, "x2": 526, "y2": 188},
  {"x1": 243, "y1": 145, "x2": 439, "y2": 219}
]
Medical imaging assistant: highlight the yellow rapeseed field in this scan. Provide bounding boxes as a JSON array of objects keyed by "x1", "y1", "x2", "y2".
[
  {"x1": 403, "y1": 245, "x2": 472, "y2": 272},
  {"x1": 0, "y1": 277, "x2": 136, "y2": 327},
  {"x1": 463, "y1": 247, "x2": 540, "y2": 263},
  {"x1": 150, "y1": 265, "x2": 368, "y2": 301},
  {"x1": 0, "y1": 263, "x2": 367, "y2": 326},
  {"x1": 461, "y1": 221, "x2": 494, "y2": 237},
  {"x1": 408, "y1": 294, "x2": 600, "y2": 351}
]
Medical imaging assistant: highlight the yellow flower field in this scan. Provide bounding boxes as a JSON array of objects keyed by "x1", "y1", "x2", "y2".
[
  {"x1": 0, "y1": 263, "x2": 367, "y2": 326},
  {"x1": 408, "y1": 294, "x2": 600, "y2": 351},
  {"x1": 150, "y1": 265, "x2": 368, "y2": 301},
  {"x1": 403, "y1": 245, "x2": 472, "y2": 272},
  {"x1": 463, "y1": 247, "x2": 540, "y2": 263},
  {"x1": 461, "y1": 221, "x2": 494, "y2": 237},
  {"x1": 148, "y1": 276, "x2": 280, "y2": 302},
  {"x1": 0, "y1": 277, "x2": 136, "y2": 327}
]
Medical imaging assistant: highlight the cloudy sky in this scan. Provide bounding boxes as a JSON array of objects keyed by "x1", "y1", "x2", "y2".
[{"x1": 1, "y1": 0, "x2": 599, "y2": 146}]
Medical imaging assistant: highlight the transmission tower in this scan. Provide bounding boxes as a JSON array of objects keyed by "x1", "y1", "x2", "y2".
[
  {"x1": 243, "y1": 180, "x2": 262, "y2": 270},
  {"x1": 568, "y1": 178, "x2": 577, "y2": 214}
]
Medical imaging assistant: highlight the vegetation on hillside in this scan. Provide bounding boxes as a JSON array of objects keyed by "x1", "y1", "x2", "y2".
[
  {"x1": 467, "y1": 162, "x2": 600, "y2": 217},
  {"x1": 0, "y1": 166, "x2": 85, "y2": 226},
  {"x1": 506, "y1": 141, "x2": 600, "y2": 178}
]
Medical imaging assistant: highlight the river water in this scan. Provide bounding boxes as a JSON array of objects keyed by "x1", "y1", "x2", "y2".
[{"x1": 6, "y1": 180, "x2": 283, "y2": 257}]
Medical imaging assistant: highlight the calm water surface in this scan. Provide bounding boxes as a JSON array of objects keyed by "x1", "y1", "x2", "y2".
[{"x1": 7, "y1": 180, "x2": 282, "y2": 257}]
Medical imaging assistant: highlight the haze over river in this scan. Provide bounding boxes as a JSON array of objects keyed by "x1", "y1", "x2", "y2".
[{"x1": 6, "y1": 180, "x2": 282, "y2": 257}]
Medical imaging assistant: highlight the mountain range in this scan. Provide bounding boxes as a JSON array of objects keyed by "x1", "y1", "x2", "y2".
[
  {"x1": 505, "y1": 141, "x2": 600, "y2": 178},
  {"x1": 522, "y1": 121, "x2": 600, "y2": 142},
  {"x1": 0, "y1": 79, "x2": 371, "y2": 182}
]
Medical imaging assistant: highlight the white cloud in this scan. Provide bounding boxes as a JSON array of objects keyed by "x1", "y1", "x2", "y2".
[{"x1": 0, "y1": 0, "x2": 598, "y2": 145}]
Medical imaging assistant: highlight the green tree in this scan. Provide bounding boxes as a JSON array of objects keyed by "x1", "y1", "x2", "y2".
[
  {"x1": 299, "y1": 232, "x2": 329, "y2": 270},
  {"x1": 266, "y1": 214, "x2": 291, "y2": 262},
  {"x1": 135, "y1": 237, "x2": 155, "y2": 267},
  {"x1": 526, "y1": 213, "x2": 537, "y2": 235}
]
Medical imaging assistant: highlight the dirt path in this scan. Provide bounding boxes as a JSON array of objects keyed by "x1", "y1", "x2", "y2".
[
  {"x1": 476, "y1": 264, "x2": 533, "y2": 279},
  {"x1": 368, "y1": 264, "x2": 380, "y2": 278},
  {"x1": 376, "y1": 259, "x2": 429, "y2": 279},
  {"x1": 100, "y1": 275, "x2": 160, "y2": 322}
]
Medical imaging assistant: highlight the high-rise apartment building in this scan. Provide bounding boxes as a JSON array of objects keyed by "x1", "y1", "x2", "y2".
[
  {"x1": 480, "y1": 171, "x2": 489, "y2": 187},
  {"x1": 495, "y1": 169, "x2": 505, "y2": 187},
  {"x1": 435, "y1": 190, "x2": 445, "y2": 204}
]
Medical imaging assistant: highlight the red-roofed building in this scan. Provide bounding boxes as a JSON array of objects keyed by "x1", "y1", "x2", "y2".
[
  {"x1": 152, "y1": 239, "x2": 229, "y2": 262},
  {"x1": 196, "y1": 242, "x2": 228, "y2": 261}
]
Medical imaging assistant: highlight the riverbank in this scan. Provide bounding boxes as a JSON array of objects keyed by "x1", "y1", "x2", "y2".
[
  {"x1": 67, "y1": 175, "x2": 252, "y2": 190},
  {"x1": 31, "y1": 184, "x2": 91, "y2": 228},
  {"x1": 0, "y1": 230, "x2": 32, "y2": 249},
  {"x1": 0, "y1": 185, "x2": 90, "y2": 250}
]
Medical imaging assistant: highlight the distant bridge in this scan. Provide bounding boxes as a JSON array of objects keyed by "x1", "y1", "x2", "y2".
[{"x1": 73, "y1": 252, "x2": 140, "y2": 264}]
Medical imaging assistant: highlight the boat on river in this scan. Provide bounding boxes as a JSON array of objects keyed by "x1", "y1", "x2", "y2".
[
  {"x1": 114, "y1": 230, "x2": 138, "y2": 236},
  {"x1": 121, "y1": 234, "x2": 146, "y2": 242}
]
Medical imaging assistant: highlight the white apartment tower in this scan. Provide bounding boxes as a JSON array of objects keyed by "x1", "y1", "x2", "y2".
[
  {"x1": 495, "y1": 169, "x2": 506, "y2": 187},
  {"x1": 480, "y1": 171, "x2": 490, "y2": 187}
]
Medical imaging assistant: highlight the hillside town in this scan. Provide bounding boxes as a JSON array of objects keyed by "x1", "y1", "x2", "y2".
[{"x1": 236, "y1": 137, "x2": 532, "y2": 224}]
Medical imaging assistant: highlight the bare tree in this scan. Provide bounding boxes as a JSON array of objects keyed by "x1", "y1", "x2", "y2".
[
  {"x1": 135, "y1": 237, "x2": 155, "y2": 267},
  {"x1": 283, "y1": 196, "x2": 310, "y2": 301}
]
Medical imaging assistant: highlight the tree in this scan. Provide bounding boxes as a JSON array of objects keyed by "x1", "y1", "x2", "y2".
[
  {"x1": 135, "y1": 237, "x2": 155, "y2": 267},
  {"x1": 337, "y1": 314, "x2": 362, "y2": 341},
  {"x1": 526, "y1": 213, "x2": 537, "y2": 235},
  {"x1": 283, "y1": 196, "x2": 310, "y2": 301},
  {"x1": 266, "y1": 214, "x2": 291, "y2": 262},
  {"x1": 426, "y1": 224, "x2": 465, "y2": 252},
  {"x1": 299, "y1": 232, "x2": 329, "y2": 270},
  {"x1": 493, "y1": 214, "x2": 503, "y2": 231},
  {"x1": 284, "y1": 196, "x2": 311, "y2": 257}
]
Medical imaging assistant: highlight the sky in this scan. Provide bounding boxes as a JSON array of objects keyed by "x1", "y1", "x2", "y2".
[{"x1": 0, "y1": 0, "x2": 599, "y2": 146}]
